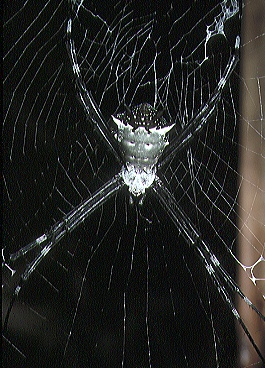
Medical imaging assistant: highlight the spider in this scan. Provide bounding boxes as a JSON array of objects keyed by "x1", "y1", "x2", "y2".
[{"x1": 3, "y1": 2, "x2": 265, "y2": 365}]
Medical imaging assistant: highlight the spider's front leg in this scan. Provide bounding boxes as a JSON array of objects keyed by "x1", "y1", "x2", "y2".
[
  {"x1": 159, "y1": 37, "x2": 240, "y2": 168},
  {"x1": 66, "y1": 17, "x2": 123, "y2": 165}
]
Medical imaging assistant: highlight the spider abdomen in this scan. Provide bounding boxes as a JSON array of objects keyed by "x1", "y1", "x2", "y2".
[
  {"x1": 119, "y1": 126, "x2": 168, "y2": 167},
  {"x1": 112, "y1": 103, "x2": 174, "y2": 196}
]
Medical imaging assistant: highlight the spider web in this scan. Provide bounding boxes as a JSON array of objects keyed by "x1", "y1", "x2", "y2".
[{"x1": 3, "y1": 1, "x2": 264, "y2": 367}]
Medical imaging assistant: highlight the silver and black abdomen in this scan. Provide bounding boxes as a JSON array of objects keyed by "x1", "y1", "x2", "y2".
[{"x1": 112, "y1": 103, "x2": 174, "y2": 196}]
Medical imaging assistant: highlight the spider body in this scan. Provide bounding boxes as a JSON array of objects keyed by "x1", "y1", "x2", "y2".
[{"x1": 112, "y1": 103, "x2": 174, "y2": 196}]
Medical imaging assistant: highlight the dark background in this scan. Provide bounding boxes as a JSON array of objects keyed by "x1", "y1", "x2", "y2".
[{"x1": 3, "y1": 1, "x2": 241, "y2": 367}]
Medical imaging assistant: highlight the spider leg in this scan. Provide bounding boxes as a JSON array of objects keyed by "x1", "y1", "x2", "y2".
[
  {"x1": 66, "y1": 17, "x2": 124, "y2": 165},
  {"x1": 3, "y1": 174, "x2": 124, "y2": 332},
  {"x1": 195, "y1": 246, "x2": 265, "y2": 365},
  {"x1": 159, "y1": 37, "x2": 240, "y2": 168},
  {"x1": 151, "y1": 177, "x2": 265, "y2": 363},
  {"x1": 7, "y1": 174, "x2": 124, "y2": 283}
]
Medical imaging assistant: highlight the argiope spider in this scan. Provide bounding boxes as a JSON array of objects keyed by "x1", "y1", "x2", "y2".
[{"x1": 3, "y1": 1, "x2": 265, "y2": 365}]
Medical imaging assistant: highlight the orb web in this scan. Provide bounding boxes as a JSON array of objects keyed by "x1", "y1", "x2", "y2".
[{"x1": 3, "y1": 1, "x2": 264, "y2": 367}]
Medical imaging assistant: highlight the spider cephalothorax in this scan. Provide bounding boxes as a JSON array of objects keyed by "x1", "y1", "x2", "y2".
[
  {"x1": 122, "y1": 103, "x2": 166, "y2": 131},
  {"x1": 112, "y1": 103, "x2": 174, "y2": 196}
]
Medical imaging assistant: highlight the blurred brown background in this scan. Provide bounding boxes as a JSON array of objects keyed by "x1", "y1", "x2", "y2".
[{"x1": 237, "y1": 0, "x2": 265, "y2": 366}]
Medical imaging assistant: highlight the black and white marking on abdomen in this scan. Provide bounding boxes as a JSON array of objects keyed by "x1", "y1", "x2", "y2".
[{"x1": 112, "y1": 103, "x2": 174, "y2": 196}]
